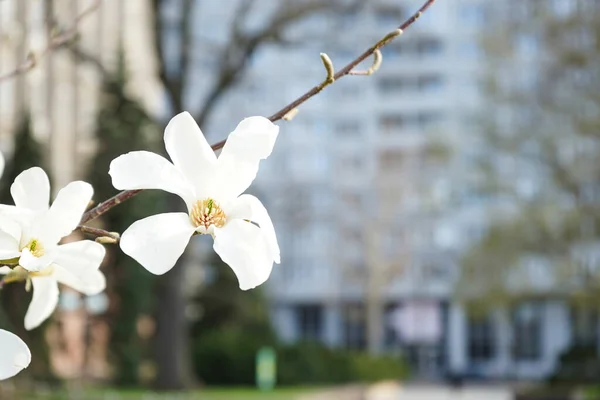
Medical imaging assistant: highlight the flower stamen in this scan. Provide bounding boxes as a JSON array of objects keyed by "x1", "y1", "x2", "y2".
[
  {"x1": 190, "y1": 198, "x2": 226, "y2": 231},
  {"x1": 22, "y1": 239, "x2": 45, "y2": 258}
]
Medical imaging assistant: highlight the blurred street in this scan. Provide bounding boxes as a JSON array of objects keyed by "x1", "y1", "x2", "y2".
[{"x1": 396, "y1": 385, "x2": 512, "y2": 400}]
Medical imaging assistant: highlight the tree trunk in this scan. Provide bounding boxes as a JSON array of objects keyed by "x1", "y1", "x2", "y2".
[{"x1": 153, "y1": 250, "x2": 195, "y2": 390}]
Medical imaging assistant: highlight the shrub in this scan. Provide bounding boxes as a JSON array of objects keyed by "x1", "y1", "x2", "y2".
[{"x1": 192, "y1": 332, "x2": 409, "y2": 386}]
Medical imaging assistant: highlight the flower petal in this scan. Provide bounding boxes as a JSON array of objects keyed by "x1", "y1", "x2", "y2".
[
  {"x1": 215, "y1": 117, "x2": 279, "y2": 200},
  {"x1": 34, "y1": 181, "x2": 93, "y2": 245},
  {"x1": 120, "y1": 213, "x2": 195, "y2": 275},
  {"x1": 231, "y1": 195, "x2": 280, "y2": 263},
  {"x1": 109, "y1": 151, "x2": 196, "y2": 209},
  {"x1": 10, "y1": 167, "x2": 50, "y2": 211},
  {"x1": 25, "y1": 277, "x2": 59, "y2": 330},
  {"x1": 0, "y1": 212, "x2": 23, "y2": 243},
  {"x1": 19, "y1": 248, "x2": 55, "y2": 272},
  {"x1": 0, "y1": 227, "x2": 21, "y2": 261},
  {"x1": 54, "y1": 266, "x2": 106, "y2": 296},
  {"x1": 164, "y1": 112, "x2": 217, "y2": 199},
  {"x1": 0, "y1": 329, "x2": 31, "y2": 380},
  {"x1": 213, "y1": 219, "x2": 274, "y2": 290},
  {"x1": 54, "y1": 240, "x2": 105, "y2": 272}
]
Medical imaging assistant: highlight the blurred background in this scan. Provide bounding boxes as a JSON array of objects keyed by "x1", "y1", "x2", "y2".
[{"x1": 0, "y1": 0, "x2": 599, "y2": 399}]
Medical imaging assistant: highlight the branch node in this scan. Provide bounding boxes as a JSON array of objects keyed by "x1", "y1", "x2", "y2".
[
  {"x1": 349, "y1": 49, "x2": 383, "y2": 76},
  {"x1": 318, "y1": 52, "x2": 335, "y2": 90},
  {"x1": 96, "y1": 236, "x2": 119, "y2": 244},
  {"x1": 282, "y1": 108, "x2": 299, "y2": 121}
]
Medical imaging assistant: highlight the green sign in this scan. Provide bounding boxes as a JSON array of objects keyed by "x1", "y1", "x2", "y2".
[{"x1": 256, "y1": 346, "x2": 276, "y2": 391}]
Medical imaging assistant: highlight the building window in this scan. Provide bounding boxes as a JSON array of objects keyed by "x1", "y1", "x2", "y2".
[
  {"x1": 343, "y1": 304, "x2": 366, "y2": 349},
  {"x1": 377, "y1": 77, "x2": 412, "y2": 93},
  {"x1": 513, "y1": 302, "x2": 543, "y2": 361},
  {"x1": 416, "y1": 37, "x2": 443, "y2": 56},
  {"x1": 374, "y1": 6, "x2": 404, "y2": 26},
  {"x1": 335, "y1": 120, "x2": 361, "y2": 137},
  {"x1": 417, "y1": 75, "x2": 444, "y2": 92},
  {"x1": 467, "y1": 314, "x2": 496, "y2": 363},
  {"x1": 296, "y1": 305, "x2": 323, "y2": 341},
  {"x1": 379, "y1": 115, "x2": 406, "y2": 133}
]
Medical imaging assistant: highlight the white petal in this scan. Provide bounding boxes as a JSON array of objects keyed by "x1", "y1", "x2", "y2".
[
  {"x1": 19, "y1": 248, "x2": 55, "y2": 272},
  {"x1": 164, "y1": 112, "x2": 217, "y2": 199},
  {"x1": 213, "y1": 219, "x2": 274, "y2": 290},
  {"x1": 0, "y1": 329, "x2": 31, "y2": 380},
  {"x1": 0, "y1": 228, "x2": 21, "y2": 261},
  {"x1": 54, "y1": 266, "x2": 106, "y2": 296},
  {"x1": 0, "y1": 205, "x2": 36, "y2": 229},
  {"x1": 216, "y1": 117, "x2": 279, "y2": 199},
  {"x1": 231, "y1": 194, "x2": 280, "y2": 263},
  {"x1": 120, "y1": 213, "x2": 195, "y2": 275},
  {"x1": 25, "y1": 277, "x2": 59, "y2": 330},
  {"x1": 53, "y1": 241, "x2": 105, "y2": 272},
  {"x1": 109, "y1": 151, "x2": 196, "y2": 209},
  {"x1": 10, "y1": 167, "x2": 50, "y2": 211},
  {"x1": 35, "y1": 181, "x2": 93, "y2": 245},
  {"x1": 0, "y1": 212, "x2": 23, "y2": 243}
]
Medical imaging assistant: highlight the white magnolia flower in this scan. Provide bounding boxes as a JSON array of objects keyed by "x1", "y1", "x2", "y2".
[
  {"x1": 0, "y1": 167, "x2": 106, "y2": 330},
  {"x1": 0, "y1": 329, "x2": 31, "y2": 380},
  {"x1": 109, "y1": 111, "x2": 280, "y2": 290}
]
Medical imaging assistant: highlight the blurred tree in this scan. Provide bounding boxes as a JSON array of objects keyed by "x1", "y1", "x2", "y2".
[
  {"x1": 86, "y1": 52, "x2": 165, "y2": 386},
  {"x1": 147, "y1": 0, "x2": 357, "y2": 389},
  {"x1": 458, "y1": 1, "x2": 600, "y2": 307},
  {"x1": 72, "y1": 0, "x2": 359, "y2": 389},
  {"x1": 190, "y1": 250, "x2": 275, "y2": 339},
  {"x1": 0, "y1": 113, "x2": 54, "y2": 380}
]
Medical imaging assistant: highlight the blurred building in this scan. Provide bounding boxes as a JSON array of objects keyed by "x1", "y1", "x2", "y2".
[{"x1": 204, "y1": 0, "x2": 600, "y2": 382}]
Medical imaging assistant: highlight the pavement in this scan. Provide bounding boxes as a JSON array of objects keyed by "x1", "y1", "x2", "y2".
[
  {"x1": 300, "y1": 382, "x2": 514, "y2": 400},
  {"x1": 395, "y1": 384, "x2": 513, "y2": 400}
]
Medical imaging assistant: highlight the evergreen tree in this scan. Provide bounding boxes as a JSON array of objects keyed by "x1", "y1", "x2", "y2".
[
  {"x1": 87, "y1": 53, "x2": 165, "y2": 386},
  {"x1": 0, "y1": 113, "x2": 54, "y2": 381}
]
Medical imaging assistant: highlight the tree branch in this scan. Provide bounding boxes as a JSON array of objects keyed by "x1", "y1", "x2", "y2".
[
  {"x1": 0, "y1": 0, "x2": 102, "y2": 84},
  {"x1": 79, "y1": 0, "x2": 438, "y2": 225}
]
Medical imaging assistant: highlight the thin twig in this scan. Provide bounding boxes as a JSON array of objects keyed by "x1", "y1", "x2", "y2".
[
  {"x1": 80, "y1": 189, "x2": 142, "y2": 223},
  {"x1": 0, "y1": 0, "x2": 102, "y2": 84},
  {"x1": 79, "y1": 0, "x2": 437, "y2": 224},
  {"x1": 77, "y1": 225, "x2": 120, "y2": 242}
]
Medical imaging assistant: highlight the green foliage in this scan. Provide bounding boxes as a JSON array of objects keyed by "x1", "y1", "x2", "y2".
[
  {"x1": 0, "y1": 113, "x2": 54, "y2": 381},
  {"x1": 193, "y1": 335, "x2": 408, "y2": 386},
  {"x1": 549, "y1": 344, "x2": 600, "y2": 385},
  {"x1": 191, "y1": 251, "x2": 275, "y2": 339},
  {"x1": 86, "y1": 52, "x2": 164, "y2": 386},
  {"x1": 190, "y1": 252, "x2": 408, "y2": 386}
]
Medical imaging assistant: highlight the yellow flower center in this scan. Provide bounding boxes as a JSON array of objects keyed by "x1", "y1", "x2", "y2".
[
  {"x1": 190, "y1": 198, "x2": 226, "y2": 230},
  {"x1": 23, "y1": 239, "x2": 45, "y2": 258}
]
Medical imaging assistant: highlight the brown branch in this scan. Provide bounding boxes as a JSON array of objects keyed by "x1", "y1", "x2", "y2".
[
  {"x1": 0, "y1": 0, "x2": 102, "y2": 84},
  {"x1": 80, "y1": 189, "x2": 142, "y2": 224},
  {"x1": 79, "y1": 0, "x2": 438, "y2": 224},
  {"x1": 77, "y1": 225, "x2": 120, "y2": 242}
]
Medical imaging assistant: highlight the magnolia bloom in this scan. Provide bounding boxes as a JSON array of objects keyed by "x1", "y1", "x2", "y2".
[
  {"x1": 0, "y1": 153, "x2": 30, "y2": 380},
  {"x1": 0, "y1": 329, "x2": 31, "y2": 380},
  {"x1": 0, "y1": 167, "x2": 106, "y2": 330},
  {"x1": 109, "y1": 112, "x2": 280, "y2": 290}
]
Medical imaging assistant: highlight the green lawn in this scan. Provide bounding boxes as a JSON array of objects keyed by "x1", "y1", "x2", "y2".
[{"x1": 12, "y1": 387, "x2": 320, "y2": 400}]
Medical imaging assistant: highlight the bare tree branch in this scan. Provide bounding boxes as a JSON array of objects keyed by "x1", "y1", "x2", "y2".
[
  {"x1": 79, "y1": 0, "x2": 439, "y2": 227},
  {"x1": 0, "y1": 0, "x2": 102, "y2": 84}
]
